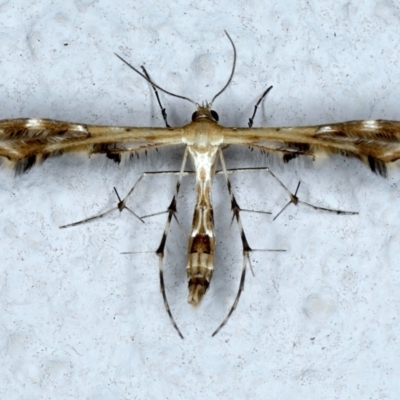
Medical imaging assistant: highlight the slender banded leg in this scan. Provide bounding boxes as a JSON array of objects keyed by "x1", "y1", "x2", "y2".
[
  {"x1": 248, "y1": 86, "x2": 273, "y2": 128},
  {"x1": 59, "y1": 184, "x2": 145, "y2": 229},
  {"x1": 141, "y1": 66, "x2": 171, "y2": 128},
  {"x1": 59, "y1": 170, "x2": 192, "y2": 229},
  {"x1": 154, "y1": 147, "x2": 189, "y2": 339},
  {"x1": 217, "y1": 167, "x2": 358, "y2": 219},
  {"x1": 211, "y1": 162, "x2": 356, "y2": 336},
  {"x1": 263, "y1": 168, "x2": 358, "y2": 220},
  {"x1": 211, "y1": 151, "x2": 285, "y2": 337},
  {"x1": 60, "y1": 156, "x2": 188, "y2": 338}
]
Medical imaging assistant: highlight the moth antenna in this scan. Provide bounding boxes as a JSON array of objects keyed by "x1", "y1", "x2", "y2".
[
  {"x1": 114, "y1": 53, "x2": 196, "y2": 106},
  {"x1": 210, "y1": 30, "x2": 237, "y2": 105}
]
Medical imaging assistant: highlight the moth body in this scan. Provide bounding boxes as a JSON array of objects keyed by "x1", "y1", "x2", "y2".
[{"x1": 185, "y1": 109, "x2": 222, "y2": 306}]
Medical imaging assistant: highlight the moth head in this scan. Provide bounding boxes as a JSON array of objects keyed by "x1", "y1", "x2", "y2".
[{"x1": 191, "y1": 103, "x2": 219, "y2": 122}]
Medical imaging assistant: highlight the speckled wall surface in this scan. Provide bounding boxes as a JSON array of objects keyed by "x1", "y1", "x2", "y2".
[{"x1": 1, "y1": 1, "x2": 400, "y2": 398}]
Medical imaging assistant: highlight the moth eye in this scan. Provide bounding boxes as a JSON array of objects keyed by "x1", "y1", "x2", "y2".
[
  {"x1": 191, "y1": 111, "x2": 197, "y2": 121},
  {"x1": 211, "y1": 110, "x2": 219, "y2": 121}
]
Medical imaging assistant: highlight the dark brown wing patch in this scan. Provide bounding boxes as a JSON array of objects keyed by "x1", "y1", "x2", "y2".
[
  {"x1": 0, "y1": 119, "x2": 90, "y2": 173},
  {"x1": 0, "y1": 118, "x2": 171, "y2": 173},
  {"x1": 231, "y1": 120, "x2": 400, "y2": 176}
]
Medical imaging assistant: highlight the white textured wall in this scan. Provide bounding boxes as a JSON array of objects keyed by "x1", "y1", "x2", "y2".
[{"x1": 1, "y1": 0, "x2": 400, "y2": 398}]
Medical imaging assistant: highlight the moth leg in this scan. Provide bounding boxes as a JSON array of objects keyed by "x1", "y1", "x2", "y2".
[
  {"x1": 263, "y1": 168, "x2": 359, "y2": 220},
  {"x1": 131, "y1": 170, "x2": 194, "y2": 241},
  {"x1": 211, "y1": 150, "x2": 260, "y2": 336},
  {"x1": 219, "y1": 166, "x2": 357, "y2": 219},
  {"x1": 213, "y1": 157, "x2": 287, "y2": 336},
  {"x1": 59, "y1": 183, "x2": 144, "y2": 229},
  {"x1": 154, "y1": 148, "x2": 190, "y2": 339},
  {"x1": 59, "y1": 170, "x2": 192, "y2": 229},
  {"x1": 154, "y1": 194, "x2": 183, "y2": 339},
  {"x1": 215, "y1": 168, "x2": 273, "y2": 218},
  {"x1": 61, "y1": 153, "x2": 189, "y2": 338},
  {"x1": 141, "y1": 66, "x2": 171, "y2": 128},
  {"x1": 212, "y1": 254, "x2": 249, "y2": 337},
  {"x1": 248, "y1": 86, "x2": 273, "y2": 128}
]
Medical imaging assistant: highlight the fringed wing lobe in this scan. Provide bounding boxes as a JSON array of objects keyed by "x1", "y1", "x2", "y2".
[
  {"x1": 0, "y1": 118, "x2": 180, "y2": 173},
  {"x1": 312, "y1": 120, "x2": 400, "y2": 176},
  {"x1": 223, "y1": 120, "x2": 400, "y2": 177},
  {"x1": 0, "y1": 119, "x2": 88, "y2": 173}
]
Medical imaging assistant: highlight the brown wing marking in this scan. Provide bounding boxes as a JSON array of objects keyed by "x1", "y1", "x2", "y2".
[
  {"x1": 0, "y1": 118, "x2": 181, "y2": 174},
  {"x1": 223, "y1": 120, "x2": 400, "y2": 177}
]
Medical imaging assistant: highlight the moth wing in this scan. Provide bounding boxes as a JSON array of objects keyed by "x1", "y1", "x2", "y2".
[
  {"x1": 223, "y1": 120, "x2": 400, "y2": 177},
  {"x1": 0, "y1": 118, "x2": 182, "y2": 174}
]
